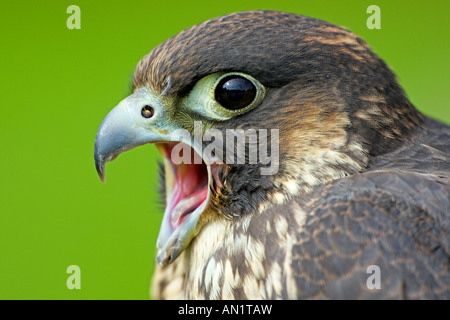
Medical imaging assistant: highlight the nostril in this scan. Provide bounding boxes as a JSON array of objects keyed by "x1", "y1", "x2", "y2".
[{"x1": 141, "y1": 105, "x2": 154, "y2": 118}]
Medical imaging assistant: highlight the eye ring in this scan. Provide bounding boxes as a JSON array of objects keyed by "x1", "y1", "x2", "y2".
[
  {"x1": 141, "y1": 105, "x2": 154, "y2": 118},
  {"x1": 214, "y1": 75, "x2": 257, "y2": 111},
  {"x1": 182, "y1": 72, "x2": 265, "y2": 121}
]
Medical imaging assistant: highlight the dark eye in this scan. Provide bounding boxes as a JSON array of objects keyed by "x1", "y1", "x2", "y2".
[
  {"x1": 141, "y1": 105, "x2": 154, "y2": 118},
  {"x1": 215, "y1": 75, "x2": 257, "y2": 110}
]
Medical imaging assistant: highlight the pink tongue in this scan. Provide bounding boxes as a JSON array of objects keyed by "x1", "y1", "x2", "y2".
[
  {"x1": 168, "y1": 164, "x2": 208, "y2": 228},
  {"x1": 170, "y1": 188, "x2": 208, "y2": 227}
]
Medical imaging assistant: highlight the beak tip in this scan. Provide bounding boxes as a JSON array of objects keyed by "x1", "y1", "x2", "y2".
[
  {"x1": 97, "y1": 168, "x2": 106, "y2": 184},
  {"x1": 156, "y1": 254, "x2": 166, "y2": 267},
  {"x1": 95, "y1": 156, "x2": 107, "y2": 184},
  {"x1": 156, "y1": 249, "x2": 172, "y2": 267}
]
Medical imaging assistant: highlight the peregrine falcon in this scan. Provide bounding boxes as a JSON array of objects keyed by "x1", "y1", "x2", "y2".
[{"x1": 94, "y1": 11, "x2": 450, "y2": 299}]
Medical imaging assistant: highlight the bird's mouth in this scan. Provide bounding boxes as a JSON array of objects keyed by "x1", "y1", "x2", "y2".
[
  {"x1": 93, "y1": 87, "x2": 223, "y2": 266},
  {"x1": 154, "y1": 142, "x2": 214, "y2": 266},
  {"x1": 157, "y1": 143, "x2": 209, "y2": 230}
]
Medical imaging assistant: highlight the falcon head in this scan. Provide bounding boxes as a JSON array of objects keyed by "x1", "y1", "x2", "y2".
[{"x1": 94, "y1": 11, "x2": 422, "y2": 267}]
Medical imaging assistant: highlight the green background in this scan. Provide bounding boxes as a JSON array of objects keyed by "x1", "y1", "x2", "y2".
[{"x1": 0, "y1": 0, "x2": 448, "y2": 299}]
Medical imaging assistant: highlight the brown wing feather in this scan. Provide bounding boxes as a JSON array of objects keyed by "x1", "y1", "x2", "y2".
[{"x1": 286, "y1": 170, "x2": 449, "y2": 299}]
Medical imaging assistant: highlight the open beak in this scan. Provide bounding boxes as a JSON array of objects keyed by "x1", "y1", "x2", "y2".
[{"x1": 94, "y1": 87, "x2": 217, "y2": 266}]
